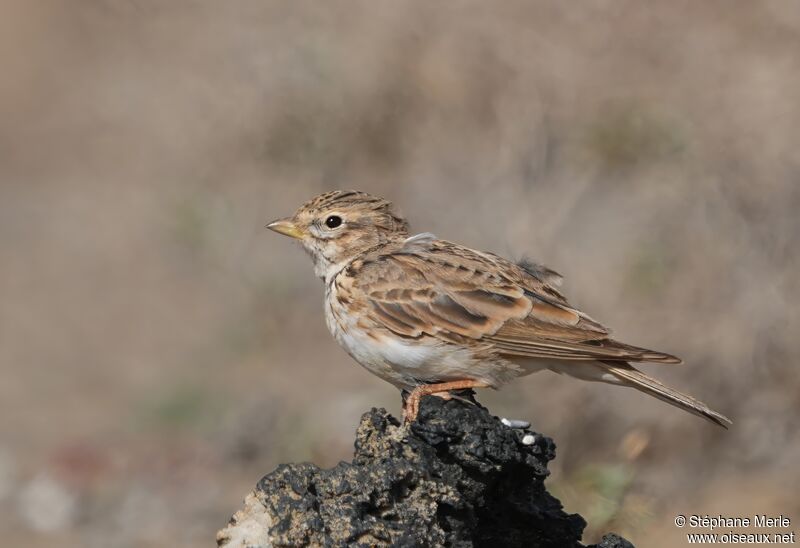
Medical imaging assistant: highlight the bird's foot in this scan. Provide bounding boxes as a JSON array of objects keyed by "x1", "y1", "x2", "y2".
[{"x1": 402, "y1": 380, "x2": 488, "y2": 423}]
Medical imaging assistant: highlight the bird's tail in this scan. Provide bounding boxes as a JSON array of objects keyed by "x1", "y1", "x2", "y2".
[{"x1": 600, "y1": 361, "x2": 732, "y2": 429}]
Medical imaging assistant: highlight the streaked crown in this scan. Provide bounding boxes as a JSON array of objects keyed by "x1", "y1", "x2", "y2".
[{"x1": 298, "y1": 190, "x2": 409, "y2": 235}]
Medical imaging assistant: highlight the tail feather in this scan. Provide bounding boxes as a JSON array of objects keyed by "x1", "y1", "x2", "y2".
[{"x1": 600, "y1": 361, "x2": 732, "y2": 429}]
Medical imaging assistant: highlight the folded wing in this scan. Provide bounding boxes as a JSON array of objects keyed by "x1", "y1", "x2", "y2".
[{"x1": 350, "y1": 239, "x2": 681, "y2": 364}]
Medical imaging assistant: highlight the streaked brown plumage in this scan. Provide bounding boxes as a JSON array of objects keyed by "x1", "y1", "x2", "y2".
[{"x1": 268, "y1": 190, "x2": 731, "y2": 428}]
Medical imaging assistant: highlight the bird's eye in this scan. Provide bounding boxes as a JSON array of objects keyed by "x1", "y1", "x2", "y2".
[{"x1": 325, "y1": 215, "x2": 342, "y2": 229}]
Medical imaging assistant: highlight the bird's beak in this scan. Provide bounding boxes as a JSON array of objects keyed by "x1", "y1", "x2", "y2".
[{"x1": 266, "y1": 218, "x2": 305, "y2": 239}]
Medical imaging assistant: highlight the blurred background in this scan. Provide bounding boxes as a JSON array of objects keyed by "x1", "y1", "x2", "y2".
[{"x1": 1, "y1": 1, "x2": 798, "y2": 546}]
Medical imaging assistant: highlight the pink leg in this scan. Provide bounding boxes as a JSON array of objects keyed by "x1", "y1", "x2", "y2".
[{"x1": 402, "y1": 380, "x2": 488, "y2": 423}]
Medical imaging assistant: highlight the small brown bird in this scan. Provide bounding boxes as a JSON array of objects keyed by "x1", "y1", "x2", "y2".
[{"x1": 268, "y1": 190, "x2": 731, "y2": 428}]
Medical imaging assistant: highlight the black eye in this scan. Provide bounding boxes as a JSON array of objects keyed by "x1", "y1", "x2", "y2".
[{"x1": 325, "y1": 215, "x2": 342, "y2": 229}]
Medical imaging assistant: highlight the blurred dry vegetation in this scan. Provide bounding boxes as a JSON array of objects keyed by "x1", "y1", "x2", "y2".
[{"x1": 1, "y1": 1, "x2": 798, "y2": 546}]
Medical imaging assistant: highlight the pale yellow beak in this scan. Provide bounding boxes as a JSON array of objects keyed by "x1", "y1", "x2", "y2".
[{"x1": 266, "y1": 218, "x2": 305, "y2": 239}]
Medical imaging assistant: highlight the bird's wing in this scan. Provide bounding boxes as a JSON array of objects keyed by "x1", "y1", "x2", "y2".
[{"x1": 345, "y1": 239, "x2": 681, "y2": 364}]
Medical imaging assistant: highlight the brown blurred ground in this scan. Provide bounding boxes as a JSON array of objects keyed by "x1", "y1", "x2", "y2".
[{"x1": 1, "y1": 1, "x2": 798, "y2": 546}]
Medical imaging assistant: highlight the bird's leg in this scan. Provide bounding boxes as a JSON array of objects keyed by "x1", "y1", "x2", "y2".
[{"x1": 403, "y1": 380, "x2": 488, "y2": 423}]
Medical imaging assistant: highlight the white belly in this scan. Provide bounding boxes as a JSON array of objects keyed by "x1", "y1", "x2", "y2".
[
  {"x1": 325, "y1": 299, "x2": 447, "y2": 387},
  {"x1": 324, "y1": 285, "x2": 520, "y2": 389}
]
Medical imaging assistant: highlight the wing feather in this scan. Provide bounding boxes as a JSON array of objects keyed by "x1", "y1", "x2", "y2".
[{"x1": 347, "y1": 240, "x2": 681, "y2": 365}]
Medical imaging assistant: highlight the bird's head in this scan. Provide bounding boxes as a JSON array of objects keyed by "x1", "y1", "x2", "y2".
[{"x1": 267, "y1": 190, "x2": 409, "y2": 279}]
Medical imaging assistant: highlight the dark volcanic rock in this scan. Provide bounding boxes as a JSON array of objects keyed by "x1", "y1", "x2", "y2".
[
  {"x1": 591, "y1": 533, "x2": 636, "y2": 548},
  {"x1": 217, "y1": 396, "x2": 634, "y2": 547}
]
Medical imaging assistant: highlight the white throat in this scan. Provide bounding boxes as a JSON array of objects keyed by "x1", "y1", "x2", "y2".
[
  {"x1": 320, "y1": 258, "x2": 352, "y2": 284},
  {"x1": 308, "y1": 249, "x2": 353, "y2": 285}
]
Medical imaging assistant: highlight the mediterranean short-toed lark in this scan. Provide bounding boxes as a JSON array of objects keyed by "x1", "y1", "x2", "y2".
[{"x1": 268, "y1": 190, "x2": 731, "y2": 427}]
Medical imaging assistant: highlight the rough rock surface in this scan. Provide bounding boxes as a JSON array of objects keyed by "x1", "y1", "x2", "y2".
[{"x1": 217, "y1": 396, "x2": 634, "y2": 547}]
